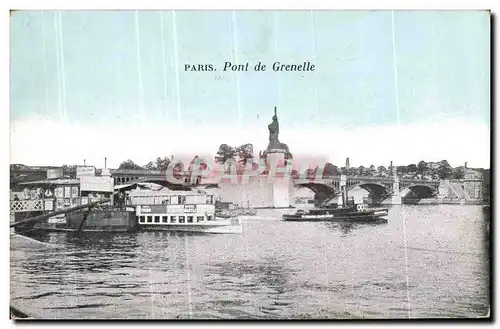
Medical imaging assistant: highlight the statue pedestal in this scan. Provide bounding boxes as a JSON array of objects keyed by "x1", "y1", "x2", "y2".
[{"x1": 266, "y1": 150, "x2": 292, "y2": 208}]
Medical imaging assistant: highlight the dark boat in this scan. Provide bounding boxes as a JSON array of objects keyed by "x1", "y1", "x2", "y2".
[
  {"x1": 285, "y1": 160, "x2": 389, "y2": 223},
  {"x1": 283, "y1": 204, "x2": 388, "y2": 223}
]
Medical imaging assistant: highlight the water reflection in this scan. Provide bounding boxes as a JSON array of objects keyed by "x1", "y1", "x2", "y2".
[
  {"x1": 10, "y1": 206, "x2": 490, "y2": 319},
  {"x1": 321, "y1": 221, "x2": 387, "y2": 235},
  {"x1": 203, "y1": 258, "x2": 297, "y2": 318},
  {"x1": 17, "y1": 232, "x2": 140, "y2": 278}
]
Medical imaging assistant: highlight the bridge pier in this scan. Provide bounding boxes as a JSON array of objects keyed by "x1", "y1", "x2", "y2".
[
  {"x1": 267, "y1": 150, "x2": 292, "y2": 208},
  {"x1": 391, "y1": 176, "x2": 402, "y2": 204},
  {"x1": 389, "y1": 194, "x2": 402, "y2": 205}
]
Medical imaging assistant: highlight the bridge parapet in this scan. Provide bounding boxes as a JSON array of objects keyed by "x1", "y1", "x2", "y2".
[
  {"x1": 111, "y1": 169, "x2": 163, "y2": 176},
  {"x1": 347, "y1": 176, "x2": 394, "y2": 181},
  {"x1": 400, "y1": 179, "x2": 440, "y2": 183},
  {"x1": 449, "y1": 178, "x2": 482, "y2": 183}
]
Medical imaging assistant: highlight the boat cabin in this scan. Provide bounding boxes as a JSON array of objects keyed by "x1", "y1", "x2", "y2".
[{"x1": 133, "y1": 190, "x2": 217, "y2": 226}]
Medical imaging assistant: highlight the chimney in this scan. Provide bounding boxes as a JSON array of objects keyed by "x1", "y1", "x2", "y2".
[
  {"x1": 465, "y1": 162, "x2": 468, "y2": 169},
  {"x1": 105, "y1": 157, "x2": 107, "y2": 169},
  {"x1": 84, "y1": 159, "x2": 86, "y2": 166}
]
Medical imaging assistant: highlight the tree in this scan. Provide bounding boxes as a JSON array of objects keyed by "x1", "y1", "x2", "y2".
[
  {"x1": 155, "y1": 157, "x2": 171, "y2": 171},
  {"x1": 143, "y1": 161, "x2": 156, "y2": 171},
  {"x1": 377, "y1": 166, "x2": 387, "y2": 175},
  {"x1": 358, "y1": 165, "x2": 366, "y2": 176},
  {"x1": 142, "y1": 157, "x2": 171, "y2": 171},
  {"x1": 235, "y1": 143, "x2": 254, "y2": 166},
  {"x1": 118, "y1": 160, "x2": 143, "y2": 170},
  {"x1": 452, "y1": 167, "x2": 465, "y2": 179},
  {"x1": 223, "y1": 157, "x2": 238, "y2": 174},
  {"x1": 437, "y1": 160, "x2": 453, "y2": 179},
  {"x1": 216, "y1": 144, "x2": 236, "y2": 164},
  {"x1": 369, "y1": 165, "x2": 376, "y2": 176},
  {"x1": 407, "y1": 164, "x2": 418, "y2": 173},
  {"x1": 323, "y1": 163, "x2": 340, "y2": 178},
  {"x1": 396, "y1": 165, "x2": 408, "y2": 175},
  {"x1": 417, "y1": 161, "x2": 428, "y2": 175},
  {"x1": 347, "y1": 167, "x2": 357, "y2": 176}
]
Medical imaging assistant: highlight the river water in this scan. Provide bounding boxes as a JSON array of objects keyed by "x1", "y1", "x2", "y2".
[{"x1": 10, "y1": 205, "x2": 490, "y2": 319}]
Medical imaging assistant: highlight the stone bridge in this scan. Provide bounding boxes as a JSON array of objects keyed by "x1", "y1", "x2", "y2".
[
  {"x1": 111, "y1": 170, "x2": 482, "y2": 205},
  {"x1": 294, "y1": 176, "x2": 480, "y2": 204},
  {"x1": 110, "y1": 169, "x2": 165, "y2": 185}
]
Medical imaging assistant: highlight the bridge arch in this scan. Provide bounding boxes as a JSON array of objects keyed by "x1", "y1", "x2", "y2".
[
  {"x1": 400, "y1": 185, "x2": 437, "y2": 199},
  {"x1": 347, "y1": 182, "x2": 392, "y2": 204},
  {"x1": 118, "y1": 177, "x2": 192, "y2": 190},
  {"x1": 294, "y1": 182, "x2": 339, "y2": 204}
]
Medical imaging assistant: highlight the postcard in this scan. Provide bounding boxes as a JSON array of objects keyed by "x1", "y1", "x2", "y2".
[{"x1": 10, "y1": 10, "x2": 490, "y2": 320}]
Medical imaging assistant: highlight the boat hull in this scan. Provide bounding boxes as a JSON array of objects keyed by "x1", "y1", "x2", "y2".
[
  {"x1": 138, "y1": 222, "x2": 243, "y2": 234},
  {"x1": 283, "y1": 208, "x2": 388, "y2": 223},
  {"x1": 15, "y1": 209, "x2": 137, "y2": 233}
]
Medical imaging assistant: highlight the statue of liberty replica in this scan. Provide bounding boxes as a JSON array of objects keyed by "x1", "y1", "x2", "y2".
[
  {"x1": 259, "y1": 106, "x2": 293, "y2": 208},
  {"x1": 262, "y1": 106, "x2": 292, "y2": 160}
]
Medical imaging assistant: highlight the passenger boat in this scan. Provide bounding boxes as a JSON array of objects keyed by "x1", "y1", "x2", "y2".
[
  {"x1": 283, "y1": 203, "x2": 388, "y2": 223},
  {"x1": 134, "y1": 191, "x2": 242, "y2": 234}
]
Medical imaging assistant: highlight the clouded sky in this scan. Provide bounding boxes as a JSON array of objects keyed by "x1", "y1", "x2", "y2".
[{"x1": 10, "y1": 10, "x2": 490, "y2": 168}]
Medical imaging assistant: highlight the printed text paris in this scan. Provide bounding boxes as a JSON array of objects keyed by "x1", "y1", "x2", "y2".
[{"x1": 184, "y1": 61, "x2": 315, "y2": 72}]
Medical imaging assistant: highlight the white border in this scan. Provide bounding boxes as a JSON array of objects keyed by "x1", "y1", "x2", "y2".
[
  {"x1": 3, "y1": 0, "x2": 496, "y2": 328},
  {"x1": 3, "y1": 0, "x2": 499, "y2": 10}
]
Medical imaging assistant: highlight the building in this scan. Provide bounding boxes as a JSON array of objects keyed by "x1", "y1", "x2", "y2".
[
  {"x1": 463, "y1": 168, "x2": 486, "y2": 200},
  {"x1": 11, "y1": 166, "x2": 114, "y2": 218}
]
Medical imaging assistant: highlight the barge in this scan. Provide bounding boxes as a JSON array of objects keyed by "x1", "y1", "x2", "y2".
[{"x1": 11, "y1": 166, "x2": 136, "y2": 234}]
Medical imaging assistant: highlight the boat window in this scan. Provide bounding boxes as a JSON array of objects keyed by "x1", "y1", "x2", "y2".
[
  {"x1": 186, "y1": 195, "x2": 196, "y2": 204},
  {"x1": 154, "y1": 216, "x2": 160, "y2": 223},
  {"x1": 139, "y1": 216, "x2": 146, "y2": 223},
  {"x1": 179, "y1": 216, "x2": 185, "y2": 223},
  {"x1": 187, "y1": 216, "x2": 193, "y2": 223},
  {"x1": 197, "y1": 216, "x2": 204, "y2": 222},
  {"x1": 178, "y1": 195, "x2": 186, "y2": 204},
  {"x1": 207, "y1": 215, "x2": 213, "y2": 221},
  {"x1": 147, "y1": 216, "x2": 153, "y2": 223},
  {"x1": 170, "y1": 216, "x2": 177, "y2": 223},
  {"x1": 170, "y1": 196, "x2": 178, "y2": 205},
  {"x1": 162, "y1": 216, "x2": 168, "y2": 223}
]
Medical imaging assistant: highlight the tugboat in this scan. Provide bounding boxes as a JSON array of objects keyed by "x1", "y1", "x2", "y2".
[
  {"x1": 283, "y1": 167, "x2": 389, "y2": 223},
  {"x1": 282, "y1": 202, "x2": 388, "y2": 223}
]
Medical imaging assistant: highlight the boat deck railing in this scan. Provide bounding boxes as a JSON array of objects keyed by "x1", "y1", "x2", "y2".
[{"x1": 10, "y1": 199, "x2": 53, "y2": 213}]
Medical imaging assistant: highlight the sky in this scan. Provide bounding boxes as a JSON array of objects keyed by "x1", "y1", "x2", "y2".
[{"x1": 10, "y1": 10, "x2": 490, "y2": 169}]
